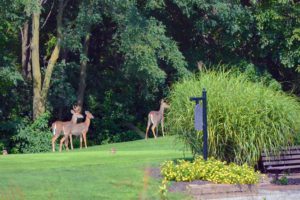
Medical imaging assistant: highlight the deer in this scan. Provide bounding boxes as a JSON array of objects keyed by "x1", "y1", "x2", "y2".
[
  {"x1": 145, "y1": 99, "x2": 170, "y2": 139},
  {"x1": 59, "y1": 111, "x2": 94, "y2": 152},
  {"x1": 51, "y1": 105, "x2": 83, "y2": 152}
]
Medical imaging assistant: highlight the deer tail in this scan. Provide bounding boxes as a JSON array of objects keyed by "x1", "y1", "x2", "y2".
[{"x1": 52, "y1": 123, "x2": 56, "y2": 135}]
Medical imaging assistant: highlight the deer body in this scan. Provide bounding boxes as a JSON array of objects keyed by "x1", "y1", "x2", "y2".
[
  {"x1": 59, "y1": 111, "x2": 94, "y2": 152},
  {"x1": 145, "y1": 100, "x2": 169, "y2": 139},
  {"x1": 51, "y1": 106, "x2": 83, "y2": 152}
]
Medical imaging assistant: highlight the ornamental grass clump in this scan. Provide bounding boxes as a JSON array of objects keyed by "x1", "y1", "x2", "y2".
[
  {"x1": 161, "y1": 157, "x2": 261, "y2": 184},
  {"x1": 166, "y1": 71, "x2": 300, "y2": 166}
]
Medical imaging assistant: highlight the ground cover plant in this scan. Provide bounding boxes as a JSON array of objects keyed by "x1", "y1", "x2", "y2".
[
  {"x1": 166, "y1": 71, "x2": 300, "y2": 166},
  {"x1": 161, "y1": 157, "x2": 261, "y2": 184},
  {"x1": 0, "y1": 137, "x2": 191, "y2": 200}
]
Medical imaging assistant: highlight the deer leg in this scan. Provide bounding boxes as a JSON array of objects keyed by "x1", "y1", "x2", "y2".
[
  {"x1": 83, "y1": 132, "x2": 87, "y2": 148},
  {"x1": 151, "y1": 126, "x2": 157, "y2": 139},
  {"x1": 161, "y1": 120, "x2": 165, "y2": 137},
  {"x1": 59, "y1": 136, "x2": 66, "y2": 152},
  {"x1": 145, "y1": 126, "x2": 149, "y2": 140},
  {"x1": 51, "y1": 134, "x2": 59, "y2": 152},
  {"x1": 64, "y1": 137, "x2": 69, "y2": 151},
  {"x1": 80, "y1": 135, "x2": 83, "y2": 149},
  {"x1": 69, "y1": 134, "x2": 73, "y2": 150},
  {"x1": 145, "y1": 114, "x2": 151, "y2": 140}
]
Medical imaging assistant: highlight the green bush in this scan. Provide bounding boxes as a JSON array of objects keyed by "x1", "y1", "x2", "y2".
[
  {"x1": 161, "y1": 157, "x2": 261, "y2": 184},
  {"x1": 13, "y1": 112, "x2": 52, "y2": 153},
  {"x1": 166, "y1": 71, "x2": 300, "y2": 165}
]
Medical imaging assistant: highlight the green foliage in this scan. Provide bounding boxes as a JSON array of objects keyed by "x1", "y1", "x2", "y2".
[
  {"x1": 0, "y1": 65, "x2": 29, "y2": 152},
  {"x1": 172, "y1": 0, "x2": 255, "y2": 65},
  {"x1": 45, "y1": 34, "x2": 57, "y2": 57},
  {"x1": 64, "y1": 0, "x2": 102, "y2": 53},
  {"x1": 0, "y1": 67, "x2": 23, "y2": 97},
  {"x1": 161, "y1": 157, "x2": 261, "y2": 184},
  {"x1": 254, "y1": 0, "x2": 300, "y2": 69},
  {"x1": 19, "y1": 0, "x2": 41, "y2": 15},
  {"x1": 13, "y1": 112, "x2": 52, "y2": 153},
  {"x1": 272, "y1": 174, "x2": 289, "y2": 185},
  {"x1": 98, "y1": 90, "x2": 141, "y2": 144},
  {"x1": 48, "y1": 61, "x2": 77, "y2": 110},
  {"x1": 166, "y1": 71, "x2": 300, "y2": 165},
  {"x1": 159, "y1": 177, "x2": 169, "y2": 200},
  {"x1": 218, "y1": 62, "x2": 282, "y2": 91},
  {"x1": 117, "y1": 4, "x2": 189, "y2": 100}
]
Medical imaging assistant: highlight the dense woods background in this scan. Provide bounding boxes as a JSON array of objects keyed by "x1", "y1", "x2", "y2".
[{"x1": 0, "y1": 0, "x2": 299, "y2": 153}]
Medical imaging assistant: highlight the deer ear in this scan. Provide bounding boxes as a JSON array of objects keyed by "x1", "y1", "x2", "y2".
[
  {"x1": 71, "y1": 110, "x2": 75, "y2": 114},
  {"x1": 85, "y1": 111, "x2": 88, "y2": 115}
]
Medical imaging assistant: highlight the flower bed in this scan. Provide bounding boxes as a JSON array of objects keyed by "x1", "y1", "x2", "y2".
[{"x1": 161, "y1": 157, "x2": 261, "y2": 184}]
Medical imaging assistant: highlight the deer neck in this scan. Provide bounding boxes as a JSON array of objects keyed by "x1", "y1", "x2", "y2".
[
  {"x1": 71, "y1": 116, "x2": 77, "y2": 124},
  {"x1": 159, "y1": 105, "x2": 165, "y2": 115},
  {"x1": 84, "y1": 117, "x2": 91, "y2": 127}
]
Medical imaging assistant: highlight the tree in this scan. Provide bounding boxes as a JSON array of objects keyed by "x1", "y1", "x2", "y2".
[
  {"x1": 69, "y1": 0, "x2": 102, "y2": 108},
  {"x1": 24, "y1": 0, "x2": 68, "y2": 119}
]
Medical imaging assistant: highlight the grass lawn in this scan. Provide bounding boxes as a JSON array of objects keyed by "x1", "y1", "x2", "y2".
[{"x1": 0, "y1": 136, "x2": 192, "y2": 200}]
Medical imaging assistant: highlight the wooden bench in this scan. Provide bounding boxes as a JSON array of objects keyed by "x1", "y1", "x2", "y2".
[{"x1": 261, "y1": 146, "x2": 300, "y2": 175}]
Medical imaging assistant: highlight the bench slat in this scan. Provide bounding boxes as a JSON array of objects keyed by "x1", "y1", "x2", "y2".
[
  {"x1": 261, "y1": 154, "x2": 300, "y2": 161},
  {"x1": 263, "y1": 159, "x2": 300, "y2": 166},
  {"x1": 261, "y1": 150, "x2": 300, "y2": 156},
  {"x1": 267, "y1": 165, "x2": 300, "y2": 171}
]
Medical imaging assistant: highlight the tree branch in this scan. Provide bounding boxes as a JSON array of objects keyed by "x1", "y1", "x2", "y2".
[
  {"x1": 41, "y1": 0, "x2": 54, "y2": 29},
  {"x1": 63, "y1": 0, "x2": 70, "y2": 10}
]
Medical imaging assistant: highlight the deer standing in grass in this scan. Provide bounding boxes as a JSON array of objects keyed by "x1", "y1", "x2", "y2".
[
  {"x1": 51, "y1": 105, "x2": 83, "y2": 152},
  {"x1": 145, "y1": 99, "x2": 170, "y2": 139},
  {"x1": 59, "y1": 111, "x2": 94, "y2": 152}
]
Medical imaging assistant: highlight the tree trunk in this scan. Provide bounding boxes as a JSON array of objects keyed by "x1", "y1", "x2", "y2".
[
  {"x1": 31, "y1": 12, "x2": 44, "y2": 120},
  {"x1": 21, "y1": 20, "x2": 31, "y2": 80},
  {"x1": 77, "y1": 34, "x2": 90, "y2": 108},
  {"x1": 31, "y1": 0, "x2": 65, "y2": 120}
]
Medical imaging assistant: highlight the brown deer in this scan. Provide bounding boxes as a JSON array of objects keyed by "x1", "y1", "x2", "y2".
[
  {"x1": 2, "y1": 149, "x2": 8, "y2": 155},
  {"x1": 51, "y1": 105, "x2": 83, "y2": 152},
  {"x1": 59, "y1": 111, "x2": 94, "y2": 152},
  {"x1": 145, "y1": 99, "x2": 170, "y2": 139}
]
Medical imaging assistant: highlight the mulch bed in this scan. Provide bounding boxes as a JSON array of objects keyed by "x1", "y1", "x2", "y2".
[
  {"x1": 286, "y1": 178, "x2": 300, "y2": 185},
  {"x1": 267, "y1": 174, "x2": 300, "y2": 185}
]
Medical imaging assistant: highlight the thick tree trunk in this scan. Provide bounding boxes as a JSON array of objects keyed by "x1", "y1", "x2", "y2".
[
  {"x1": 77, "y1": 34, "x2": 90, "y2": 108},
  {"x1": 31, "y1": 13, "x2": 43, "y2": 120},
  {"x1": 21, "y1": 21, "x2": 31, "y2": 80}
]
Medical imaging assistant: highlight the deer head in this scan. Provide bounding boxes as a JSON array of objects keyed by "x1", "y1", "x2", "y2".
[
  {"x1": 70, "y1": 109, "x2": 84, "y2": 123},
  {"x1": 72, "y1": 105, "x2": 82, "y2": 113},
  {"x1": 85, "y1": 111, "x2": 94, "y2": 119},
  {"x1": 160, "y1": 99, "x2": 170, "y2": 109}
]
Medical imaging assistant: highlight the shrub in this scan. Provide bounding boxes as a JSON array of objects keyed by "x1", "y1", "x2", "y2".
[
  {"x1": 13, "y1": 112, "x2": 52, "y2": 153},
  {"x1": 166, "y1": 71, "x2": 300, "y2": 165},
  {"x1": 161, "y1": 157, "x2": 261, "y2": 184}
]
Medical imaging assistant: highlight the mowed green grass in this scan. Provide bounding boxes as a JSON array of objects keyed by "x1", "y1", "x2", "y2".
[{"x1": 0, "y1": 136, "x2": 191, "y2": 200}]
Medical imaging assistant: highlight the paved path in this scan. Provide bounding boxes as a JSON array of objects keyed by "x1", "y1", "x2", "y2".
[
  {"x1": 190, "y1": 174, "x2": 300, "y2": 200},
  {"x1": 198, "y1": 190, "x2": 300, "y2": 200}
]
